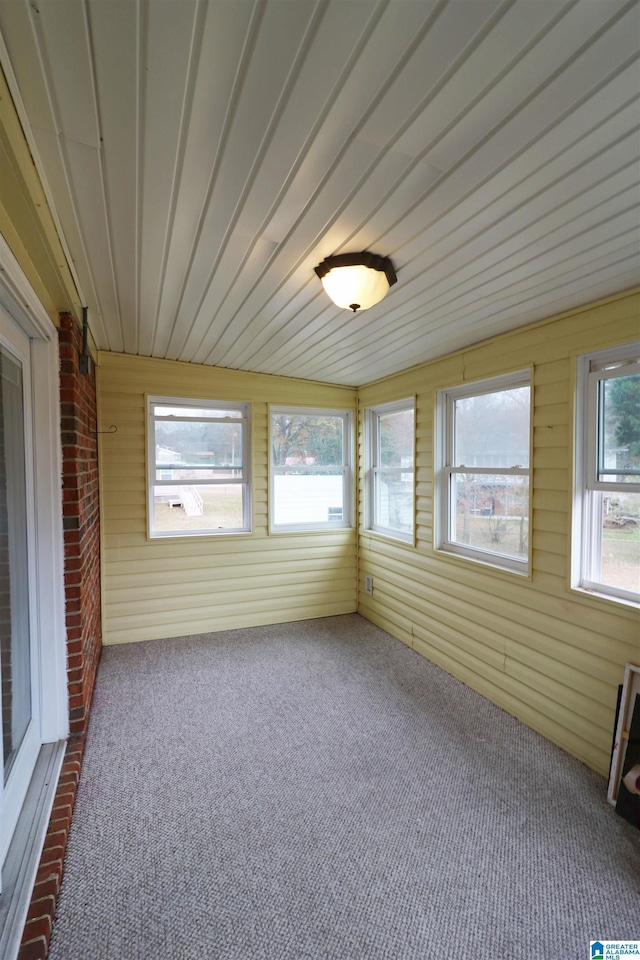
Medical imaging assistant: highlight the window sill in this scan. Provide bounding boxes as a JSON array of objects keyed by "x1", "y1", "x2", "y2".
[
  {"x1": 436, "y1": 544, "x2": 531, "y2": 580},
  {"x1": 571, "y1": 584, "x2": 640, "y2": 613},
  {"x1": 362, "y1": 528, "x2": 415, "y2": 547},
  {"x1": 269, "y1": 524, "x2": 354, "y2": 536},
  {"x1": 148, "y1": 529, "x2": 253, "y2": 541}
]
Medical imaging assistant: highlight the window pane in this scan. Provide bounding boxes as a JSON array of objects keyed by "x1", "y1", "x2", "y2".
[
  {"x1": 155, "y1": 406, "x2": 242, "y2": 419},
  {"x1": 599, "y1": 374, "x2": 640, "y2": 482},
  {"x1": 0, "y1": 348, "x2": 31, "y2": 781},
  {"x1": 452, "y1": 473, "x2": 529, "y2": 560},
  {"x1": 155, "y1": 420, "x2": 243, "y2": 478},
  {"x1": 454, "y1": 387, "x2": 529, "y2": 468},
  {"x1": 379, "y1": 409, "x2": 414, "y2": 468},
  {"x1": 596, "y1": 490, "x2": 640, "y2": 593},
  {"x1": 153, "y1": 484, "x2": 243, "y2": 532},
  {"x1": 273, "y1": 473, "x2": 344, "y2": 525},
  {"x1": 272, "y1": 415, "x2": 343, "y2": 467},
  {"x1": 374, "y1": 470, "x2": 413, "y2": 534}
]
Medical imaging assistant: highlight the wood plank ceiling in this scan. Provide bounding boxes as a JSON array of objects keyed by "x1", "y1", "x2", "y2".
[{"x1": 0, "y1": 0, "x2": 638, "y2": 386}]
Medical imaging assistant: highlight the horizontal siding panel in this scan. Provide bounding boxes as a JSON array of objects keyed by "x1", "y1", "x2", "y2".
[
  {"x1": 411, "y1": 631, "x2": 611, "y2": 773},
  {"x1": 105, "y1": 600, "x2": 358, "y2": 646},
  {"x1": 534, "y1": 380, "x2": 570, "y2": 408},
  {"x1": 357, "y1": 598, "x2": 414, "y2": 643},
  {"x1": 534, "y1": 510, "x2": 567, "y2": 535},
  {"x1": 365, "y1": 563, "x2": 628, "y2": 688},
  {"x1": 103, "y1": 539, "x2": 355, "y2": 568},
  {"x1": 107, "y1": 558, "x2": 355, "y2": 592},
  {"x1": 105, "y1": 580, "x2": 356, "y2": 620},
  {"x1": 532, "y1": 549, "x2": 566, "y2": 578},
  {"x1": 533, "y1": 357, "x2": 570, "y2": 386},
  {"x1": 460, "y1": 340, "x2": 535, "y2": 379},
  {"x1": 371, "y1": 579, "x2": 507, "y2": 661},
  {"x1": 411, "y1": 622, "x2": 506, "y2": 686},
  {"x1": 105, "y1": 588, "x2": 357, "y2": 633},
  {"x1": 98, "y1": 353, "x2": 356, "y2": 406},
  {"x1": 101, "y1": 504, "x2": 146, "y2": 522},
  {"x1": 99, "y1": 476, "x2": 147, "y2": 494},
  {"x1": 103, "y1": 530, "x2": 356, "y2": 555},
  {"x1": 533, "y1": 424, "x2": 569, "y2": 449},
  {"x1": 534, "y1": 447, "x2": 568, "y2": 471},
  {"x1": 504, "y1": 644, "x2": 613, "y2": 728},
  {"x1": 533, "y1": 403, "x2": 569, "y2": 427},
  {"x1": 532, "y1": 529, "x2": 566, "y2": 557},
  {"x1": 107, "y1": 568, "x2": 356, "y2": 603},
  {"x1": 504, "y1": 659, "x2": 612, "y2": 739},
  {"x1": 464, "y1": 302, "x2": 637, "y2": 374},
  {"x1": 102, "y1": 518, "x2": 147, "y2": 536},
  {"x1": 532, "y1": 468, "x2": 568, "y2": 492},
  {"x1": 360, "y1": 543, "x2": 637, "y2": 649},
  {"x1": 531, "y1": 488, "x2": 568, "y2": 513}
]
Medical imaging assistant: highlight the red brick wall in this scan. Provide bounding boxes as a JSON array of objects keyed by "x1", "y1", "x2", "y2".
[
  {"x1": 19, "y1": 314, "x2": 102, "y2": 959},
  {"x1": 58, "y1": 313, "x2": 102, "y2": 734}
]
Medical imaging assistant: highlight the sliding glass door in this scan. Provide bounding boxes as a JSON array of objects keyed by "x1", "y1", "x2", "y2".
[{"x1": 0, "y1": 310, "x2": 40, "y2": 875}]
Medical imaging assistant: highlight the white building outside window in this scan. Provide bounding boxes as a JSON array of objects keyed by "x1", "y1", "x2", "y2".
[{"x1": 270, "y1": 407, "x2": 353, "y2": 532}]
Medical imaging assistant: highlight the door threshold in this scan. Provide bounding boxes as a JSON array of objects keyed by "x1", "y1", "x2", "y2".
[{"x1": 0, "y1": 741, "x2": 66, "y2": 960}]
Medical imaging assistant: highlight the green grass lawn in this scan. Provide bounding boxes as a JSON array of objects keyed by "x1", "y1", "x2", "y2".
[
  {"x1": 155, "y1": 485, "x2": 243, "y2": 531},
  {"x1": 601, "y1": 523, "x2": 640, "y2": 592}
]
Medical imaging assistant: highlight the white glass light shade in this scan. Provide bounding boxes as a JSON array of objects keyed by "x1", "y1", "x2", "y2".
[
  {"x1": 314, "y1": 252, "x2": 397, "y2": 312},
  {"x1": 321, "y1": 264, "x2": 390, "y2": 311}
]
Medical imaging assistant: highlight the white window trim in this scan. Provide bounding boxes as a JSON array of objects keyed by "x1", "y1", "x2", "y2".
[
  {"x1": 436, "y1": 370, "x2": 532, "y2": 576},
  {"x1": 269, "y1": 406, "x2": 354, "y2": 533},
  {"x1": 365, "y1": 397, "x2": 415, "y2": 544},
  {"x1": 147, "y1": 396, "x2": 252, "y2": 538},
  {"x1": 573, "y1": 342, "x2": 640, "y2": 607},
  {"x1": 0, "y1": 234, "x2": 68, "y2": 960},
  {"x1": 0, "y1": 236, "x2": 68, "y2": 741}
]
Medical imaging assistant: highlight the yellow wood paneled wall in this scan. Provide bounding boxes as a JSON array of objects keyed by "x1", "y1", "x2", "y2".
[
  {"x1": 358, "y1": 291, "x2": 639, "y2": 776},
  {"x1": 97, "y1": 353, "x2": 357, "y2": 645}
]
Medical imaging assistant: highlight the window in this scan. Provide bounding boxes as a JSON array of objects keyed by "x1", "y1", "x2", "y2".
[
  {"x1": 365, "y1": 399, "x2": 415, "y2": 542},
  {"x1": 437, "y1": 371, "x2": 531, "y2": 574},
  {"x1": 147, "y1": 397, "x2": 251, "y2": 537},
  {"x1": 574, "y1": 343, "x2": 640, "y2": 605},
  {"x1": 270, "y1": 407, "x2": 353, "y2": 531}
]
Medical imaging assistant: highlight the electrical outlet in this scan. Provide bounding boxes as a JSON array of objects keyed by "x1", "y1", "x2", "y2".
[{"x1": 365, "y1": 575, "x2": 373, "y2": 595}]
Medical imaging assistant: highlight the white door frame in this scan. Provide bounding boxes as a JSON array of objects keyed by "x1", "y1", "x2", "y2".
[
  {"x1": 0, "y1": 317, "x2": 42, "y2": 869},
  {"x1": 0, "y1": 233, "x2": 69, "y2": 865}
]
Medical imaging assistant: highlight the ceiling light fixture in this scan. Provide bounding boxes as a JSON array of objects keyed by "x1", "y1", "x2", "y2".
[{"x1": 314, "y1": 251, "x2": 397, "y2": 312}]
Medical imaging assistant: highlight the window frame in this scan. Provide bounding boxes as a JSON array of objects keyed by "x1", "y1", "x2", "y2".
[
  {"x1": 365, "y1": 397, "x2": 415, "y2": 544},
  {"x1": 573, "y1": 342, "x2": 640, "y2": 607},
  {"x1": 269, "y1": 405, "x2": 354, "y2": 533},
  {"x1": 436, "y1": 370, "x2": 532, "y2": 576},
  {"x1": 147, "y1": 396, "x2": 251, "y2": 539}
]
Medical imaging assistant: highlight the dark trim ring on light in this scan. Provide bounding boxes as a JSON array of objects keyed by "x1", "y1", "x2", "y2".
[{"x1": 314, "y1": 251, "x2": 397, "y2": 312}]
